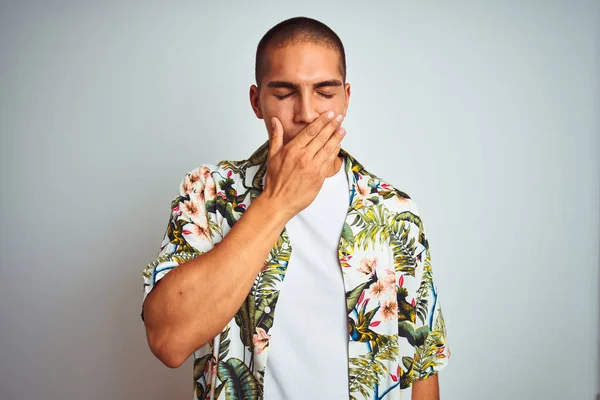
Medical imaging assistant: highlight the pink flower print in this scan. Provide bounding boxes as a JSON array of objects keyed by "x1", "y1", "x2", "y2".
[
  {"x1": 369, "y1": 280, "x2": 386, "y2": 299},
  {"x1": 196, "y1": 188, "x2": 206, "y2": 203},
  {"x1": 253, "y1": 327, "x2": 270, "y2": 354},
  {"x1": 182, "y1": 170, "x2": 203, "y2": 194},
  {"x1": 182, "y1": 175, "x2": 194, "y2": 194},
  {"x1": 182, "y1": 222, "x2": 211, "y2": 243},
  {"x1": 382, "y1": 269, "x2": 396, "y2": 291},
  {"x1": 199, "y1": 166, "x2": 212, "y2": 180},
  {"x1": 181, "y1": 199, "x2": 200, "y2": 219},
  {"x1": 380, "y1": 299, "x2": 398, "y2": 322},
  {"x1": 189, "y1": 169, "x2": 202, "y2": 186},
  {"x1": 358, "y1": 257, "x2": 377, "y2": 277},
  {"x1": 205, "y1": 179, "x2": 217, "y2": 201},
  {"x1": 356, "y1": 181, "x2": 370, "y2": 200},
  {"x1": 180, "y1": 196, "x2": 209, "y2": 227}
]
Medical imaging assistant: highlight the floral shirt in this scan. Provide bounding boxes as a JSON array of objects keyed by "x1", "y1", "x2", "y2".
[{"x1": 142, "y1": 141, "x2": 450, "y2": 400}]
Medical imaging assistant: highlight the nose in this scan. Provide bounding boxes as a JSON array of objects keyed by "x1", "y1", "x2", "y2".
[{"x1": 293, "y1": 91, "x2": 318, "y2": 125}]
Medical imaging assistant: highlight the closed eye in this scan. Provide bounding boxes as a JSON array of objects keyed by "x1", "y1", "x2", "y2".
[{"x1": 274, "y1": 92, "x2": 335, "y2": 100}]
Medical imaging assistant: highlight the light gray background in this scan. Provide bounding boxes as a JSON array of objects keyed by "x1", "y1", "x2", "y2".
[{"x1": 1, "y1": 1, "x2": 598, "y2": 399}]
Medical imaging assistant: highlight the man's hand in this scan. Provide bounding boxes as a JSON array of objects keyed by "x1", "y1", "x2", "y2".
[{"x1": 262, "y1": 111, "x2": 346, "y2": 217}]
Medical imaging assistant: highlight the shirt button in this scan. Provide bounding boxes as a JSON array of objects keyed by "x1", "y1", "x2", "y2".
[{"x1": 264, "y1": 306, "x2": 271, "y2": 314}]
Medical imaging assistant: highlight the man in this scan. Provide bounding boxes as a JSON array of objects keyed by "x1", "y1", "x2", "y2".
[{"x1": 141, "y1": 16, "x2": 449, "y2": 400}]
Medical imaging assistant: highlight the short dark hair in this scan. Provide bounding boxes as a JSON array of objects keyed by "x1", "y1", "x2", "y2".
[{"x1": 255, "y1": 17, "x2": 346, "y2": 88}]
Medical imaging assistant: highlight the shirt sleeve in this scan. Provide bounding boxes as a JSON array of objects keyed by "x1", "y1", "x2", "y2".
[
  {"x1": 410, "y1": 212, "x2": 450, "y2": 383},
  {"x1": 141, "y1": 164, "x2": 221, "y2": 318}
]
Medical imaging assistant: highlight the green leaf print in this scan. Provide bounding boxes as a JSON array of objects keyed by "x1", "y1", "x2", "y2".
[
  {"x1": 252, "y1": 163, "x2": 267, "y2": 191},
  {"x1": 342, "y1": 222, "x2": 355, "y2": 246},
  {"x1": 348, "y1": 335, "x2": 398, "y2": 398},
  {"x1": 143, "y1": 251, "x2": 199, "y2": 280},
  {"x1": 252, "y1": 234, "x2": 289, "y2": 300},
  {"x1": 349, "y1": 353, "x2": 387, "y2": 399},
  {"x1": 168, "y1": 218, "x2": 198, "y2": 253},
  {"x1": 255, "y1": 292, "x2": 279, "y2": 332},
  {"x1": 217, "y1": 358, "x2": 260, "y2": 400},
  {"x1": 346, "y1": 281, "x2": 372, "y2": 315},
  {"x1": 234, "y1": 294, "x2": 255, "y2": 348},
  {"x1": 214, "y1": 380, "x2": 226, "y2": 399},
  {"x1": 219, "y1": 325, "x2": 231, "y2": 361},
  {"x1": 398, "y1": 321, "x2": 430, "y2": 347},
  {"x1": 193, "y1": 354, "x2": 211, "y2": 382},
  {"x1": 392, "y1": 212, "x2": 423, "y2": 236},
  {"x1": 389, "y1": 219, "x2": 418, "y2": 277},
  {"x1": 193, "y1": 354, "x2": 212, "y2": 399},
  {"x1": 412, "y1": 312, "x2": 447, "y2": 381},
  {"x1": 216, "y1": 197, "x2": 237, "y2": 228}
]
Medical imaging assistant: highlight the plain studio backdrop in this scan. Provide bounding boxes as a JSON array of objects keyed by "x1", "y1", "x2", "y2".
[{"x1": 1, "y1": 1, "x2": 598, "y2": 399}]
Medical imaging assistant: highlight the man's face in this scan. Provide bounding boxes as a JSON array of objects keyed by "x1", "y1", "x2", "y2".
[{"x1": 250, "y1": 42, "x2": 351, "y2": 145}]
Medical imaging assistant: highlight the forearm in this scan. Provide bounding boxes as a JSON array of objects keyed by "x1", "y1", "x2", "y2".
[
  {"x1": 412, "y1": 375, "x2": 439, "y2": 400},
  {"x1": 143, "y1": 194, "x2": 290, "y2": 367}
]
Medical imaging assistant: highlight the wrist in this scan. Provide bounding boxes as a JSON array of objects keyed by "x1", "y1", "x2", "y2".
[{"x1": 252, "y1": 193, "x2": 295, "y2": 226}]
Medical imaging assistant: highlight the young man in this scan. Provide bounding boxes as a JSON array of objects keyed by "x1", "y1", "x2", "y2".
[{"x1": 141, "y1": 17, "x2": 449, "y2": 400}]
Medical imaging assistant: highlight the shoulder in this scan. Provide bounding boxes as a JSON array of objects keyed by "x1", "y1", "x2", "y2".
[
  {"x1": 357, "y1": 164, "x2": 422, "y2": 216},
  {"x1": 177, "y1": 164, "x2": 219, "y2": 195},
  {"x1": 178, "y1": 141, "x2": 269, "y2": 196},
  {"x1": 177, "y1": 151, "x2": 263, "y2": 222},
  {"x1": 357, "y1": 164, "x2": 428, "y2": 248},
  {"x1": 178, "y1": 154, "x2": 251, "y2": 194}
]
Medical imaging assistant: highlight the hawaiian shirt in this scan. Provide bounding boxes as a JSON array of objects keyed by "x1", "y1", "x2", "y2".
[{"x1": 142, "y1": 141, "x2": 450, "y2": 400}]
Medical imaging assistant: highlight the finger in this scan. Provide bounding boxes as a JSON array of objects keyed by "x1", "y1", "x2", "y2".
[
  {"x1": 268, "y1": 117, "x2": 283, "y2": 158},
  {"x1": 289, "y1": 110, "x2": 335, "y2": 148},
  {"x1": 319, "y1": 141, "x2": 342, "y2": 177},
  {"x1": 305, "y1": 112, "x2": 344, "y2": 156},
  {"x1": 315, "y1": 126, "x2": 345, "y2": 166}
]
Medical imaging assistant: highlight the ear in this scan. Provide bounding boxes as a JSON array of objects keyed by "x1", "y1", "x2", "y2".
[
  {"x1": 249, "y1": 85, "x2": 263, "y2": 119},
  {"x1": 343, "y1": 83, "x2": 351, "y2": 116}
]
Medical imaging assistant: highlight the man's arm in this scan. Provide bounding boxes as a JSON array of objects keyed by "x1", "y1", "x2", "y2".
[
  {"x1": 412, "y1": 375, "x2": 439, "y2": 400},
  {"x1": 143, "y1": 194, "x2": 290, "y2": 368},
  {"x1": 142, "y1": 111, "x2": 345, "y2": 368}
]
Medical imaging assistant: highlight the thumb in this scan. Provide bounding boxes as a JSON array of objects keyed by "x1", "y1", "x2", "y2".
[{"x1": 268, "y1": 117, "x2": 283, "y2": 158}]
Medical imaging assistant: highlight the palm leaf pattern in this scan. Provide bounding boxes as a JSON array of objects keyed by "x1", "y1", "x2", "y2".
[
  {"x1": 349, "y1": 204, "x2": 420, "y2": 277},
  {"x1": 349, "y1": 335, "x2": 398, "y2": 399},
  {"x1": 217, "y1": 358, "x2": 260, "y2": 400}
]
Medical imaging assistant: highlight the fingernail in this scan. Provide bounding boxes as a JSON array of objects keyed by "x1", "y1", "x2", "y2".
[
  {"x1": 327, "y1": 111, "x2": 335, "y2": 120},
  {"x1": 338, "y1": 127, "x2": 346, "y2": 135},
  {"x1": 271, "y1": 118, "x2": 276, "y2": 129},
  {"x1": 336, "y1": 114, "x2": 343, "y2": 122}
]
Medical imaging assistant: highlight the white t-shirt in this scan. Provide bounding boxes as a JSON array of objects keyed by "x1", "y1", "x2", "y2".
[{"x1": 263, "y1": 158, "x2": 350, "y2": 400}]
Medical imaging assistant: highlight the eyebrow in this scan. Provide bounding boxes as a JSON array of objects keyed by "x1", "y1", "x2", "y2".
[{"x1": 266, "y1": 79, "x2": 343, "y2": 90}]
